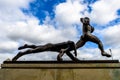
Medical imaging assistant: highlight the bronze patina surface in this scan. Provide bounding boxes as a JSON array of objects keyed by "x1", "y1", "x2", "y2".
[{"x1": 12, "y1": 17, "x2": 112, "y2": 62}]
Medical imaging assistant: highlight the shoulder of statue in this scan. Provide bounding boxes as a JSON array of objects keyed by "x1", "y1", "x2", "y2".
[{"x1": 67, "y1": 40, "x2": 74, "y2": 44}]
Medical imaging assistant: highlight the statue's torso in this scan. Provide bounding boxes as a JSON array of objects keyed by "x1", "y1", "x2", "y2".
[{"x1": 82, "y1": 24, "x2": 94, "y2": 35}]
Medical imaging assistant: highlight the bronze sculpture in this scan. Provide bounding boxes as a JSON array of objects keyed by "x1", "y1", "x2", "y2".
[
  {"x1": 12, "y1": 41, "x2": 79, "y2": 61},
  {"x1": 76, "y1": 17, "x2": 111, "y2": 57},
  {"x1": 12, "y1": 17, "x2": 111, "y2": 62}
]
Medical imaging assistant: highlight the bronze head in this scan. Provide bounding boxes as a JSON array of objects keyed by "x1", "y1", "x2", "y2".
[{"x1": 80, "y1": 17, "x2": 90, "y2": 25}]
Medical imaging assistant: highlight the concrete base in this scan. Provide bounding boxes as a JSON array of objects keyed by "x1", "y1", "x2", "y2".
[{"x1": 0, "y1": 60, "x2": 120, "y2": 80}]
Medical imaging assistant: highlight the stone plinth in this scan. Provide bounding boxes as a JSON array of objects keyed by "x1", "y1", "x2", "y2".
[{"x1": 0, "y1": 60, "x2": 120, "y2": 80}]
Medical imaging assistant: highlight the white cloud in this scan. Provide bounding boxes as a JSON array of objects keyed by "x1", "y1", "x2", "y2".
[
  {"x1": 112, "y1": 48, "x2": 120, "y2": 60},
  {"x1": 0, "y1": 41, "x2": 18, "y2": 53},
  {"x1": 0, "y1": 0, "x2": 120, "y2": 64},
  {"x1": 0, "y1": 0, "x2": 33, "y2": 9},
  {"x1": 87, "y1": 0, "x2": 120, "y2": 25},
  {"x1": 0, "y1": 0, "x2": 33, "y2": 22},
  {"x1": 0, "y1": 53, "x2": 15, "y2": 64},
  {"x1": 99, "y1": 24, "x2": 120, "y2": 48},
  {"x1": 55, "y1": 0, "x2": 87, "y2": 26},
  {"x1": 0, "y1": 0, "x2": 79, "y2": 63},
  {"x1": 94, "y1": 24, "x2": 120, "y2": 61},
  {"x1": 5, "y1": 19, "x2": 77, "y2": 44},
  {"x1": 17, "y1": 52, "x2": 58, "y2": 61},
  {"x1": 77, "y1": 48, "x2": 112, "y2": 60}
]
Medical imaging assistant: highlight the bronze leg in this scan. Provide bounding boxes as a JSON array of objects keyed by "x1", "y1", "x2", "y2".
[
  {"x1": 76, "y1": 37, "x2": 86, "y2": 49},
  {"x1": 57, "y1": 50, "x2": 64, "y2": 61},
  {"x1": 18, "y1": 44, "x2": 38, "y2": 50},
  {"x1": 88, "y1": 35, "x2": 104, "y2": 52},
  {"x1": 87, "y1": 34, "x2": 111, "y2": 57},
  {"x1": 12, "y1": 44, "x2": 53, "y2": 61}
]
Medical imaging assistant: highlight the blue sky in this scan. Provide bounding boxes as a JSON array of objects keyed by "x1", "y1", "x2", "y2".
[
  {"x1": 21, "y1": 0, "x2": 99, "y2": 49},
  {"x1": 21, "y1": 0, "x2": 119, "y2": 48},
  {"x1": 0, "y1": 0, "x2": 120, "y2": 63},
  {"x1": 22, "y1": 0, "x2": 99, "y2": 23},
  {"x1": 22, "y1": 0, "x2": 120, "y2": 28}
]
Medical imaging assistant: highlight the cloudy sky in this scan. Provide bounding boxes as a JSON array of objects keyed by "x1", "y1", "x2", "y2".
[{"x1": 0, "y1": 0, "x2": 120, "y2": 63}]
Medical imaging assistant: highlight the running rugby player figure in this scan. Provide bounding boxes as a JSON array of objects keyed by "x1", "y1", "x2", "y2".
[
  {"x1": 12, "y1": 41, "x2": 79, "y2": 61},
  {"x1": 76, "y1": 17, "x2": 111, "y2": 57}
]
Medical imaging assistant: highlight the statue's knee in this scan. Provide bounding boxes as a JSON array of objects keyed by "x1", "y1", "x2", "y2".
[
  {"x1": 46, "y1": 43, "x2": 53, "y2": 47},
  {"x1": 57, "y1": 54, "x2": 60, "y2": 58},
  {"x1": 98, "y1": 41, "x2": 103, "y2": 46},
  {"x1": 57, "y1": 54, "x2": 63, "y2": 61},
  {"x1": 26, "y1": 50, "x2": 32, "y2": 53}
]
